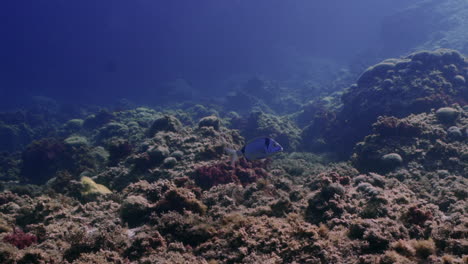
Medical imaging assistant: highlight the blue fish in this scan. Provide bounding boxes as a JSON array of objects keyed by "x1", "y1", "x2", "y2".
[{"x1": 225, "y1": 137, "x2": 283, "y2": 166}]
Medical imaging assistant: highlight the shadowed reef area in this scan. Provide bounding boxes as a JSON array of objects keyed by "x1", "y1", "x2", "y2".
[{"x1": 0, "y1": 49, "x2": 467, "y2": 263}]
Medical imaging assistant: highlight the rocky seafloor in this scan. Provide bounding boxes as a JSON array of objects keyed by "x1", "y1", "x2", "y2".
[{"x1": 0, "y1": 49, "x2": 467, "y2": 263}]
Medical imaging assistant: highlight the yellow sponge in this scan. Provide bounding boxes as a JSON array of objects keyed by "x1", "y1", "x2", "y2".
[{"x1": 81, "y1": 176, "x2": 112, "y2": 196}]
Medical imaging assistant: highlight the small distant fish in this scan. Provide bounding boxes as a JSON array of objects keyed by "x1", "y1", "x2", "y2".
[{"x1": 225, "y1": 137, "x2": 283, "y2": 166}]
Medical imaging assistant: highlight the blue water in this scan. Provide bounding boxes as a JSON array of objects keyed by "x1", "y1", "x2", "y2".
[{"x1": 1, "y1": 0, "x2": 417, "y2": 109}]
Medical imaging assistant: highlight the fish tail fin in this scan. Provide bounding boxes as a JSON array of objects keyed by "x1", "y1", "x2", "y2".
[{"x1": 225, "y1": 148, "x2": 241, "y2": 166}]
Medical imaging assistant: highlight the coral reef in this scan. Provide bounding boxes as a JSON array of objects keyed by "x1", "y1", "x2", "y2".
[
  {"x1": 0, "y1": 49, "x2": 467, "y2": 262},
  {"x1": 304, "y1": 49, "x2": 468, "y2": 156},
  {"x1": 0, "y1": 104, "x2": 465, "y2": 263}
]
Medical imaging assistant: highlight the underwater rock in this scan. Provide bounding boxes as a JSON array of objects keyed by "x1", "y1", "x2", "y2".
[
  {"x1": 20, "y1": 138, "x2": 68, "y2": 184},
  {"x1": 352, "y1": 106, "x2": 467, "y2": 235},
  {"x1": 187, "y1": 104, "x2": 220, "y2": 123},
  {"x1": 170, "y1": 150, "x2": 184, "y2": 160},
  {"x1": 198, "y1": 115, "x2": 220, "y2": 131},
  {"x1": 154, "y1": 188, "x2": 207, "y2": 215},
  {"x1": 120, "y1": 195, "x2": 152, "y2": 227},
  {"x1": 353, "y1": 105, "x2": 467, "y2": 174},
  {"x1": 147, "y1": 145, "x2": 170, "y2": 164},
  {"x1": 357, "y1": 61, "x2": 396, "y2": 87},
  {"x1": 89, "y1": 147, "x2": 110, "y2": 167},
  {"x1": 372, "y1": 116, "x2": 422, "y2": 138},
  {"x1": 127, "y1": 152, "x2": 152, "y2": 171},
  {"x1": 133, "y1": 107, "x2": 158, "y2": 124},
  {"x1": 298, "y1": 97, "x2": 339, "y2": 152},
  {"x1": 269, "y1": 198, "x2": 292, "y2": 217},
  {"x1": 14, "y1": 195, "x2": 65, "y2": 226},
  {"x1": 80, "y1": 176, "x2": 112, "y2": 200},
  {"x1": 152, "y1": 211, "x2": 215, "y2": 248},
  {"x1": 0, "y1": 243, "x2": 16, "y2": 264},
  {"x1": 106, "y1": 138, "x2": 133, "y2": 166},
  {"x1": 123, "y1": 180, "x2": 171, "y2": 204},
  {"x1": 124, "y1": 226, "x2": 165, "y2": 260},
  {"x1": 193, "y1": 162, "x2": 237, "y2": 189},
  {"x1": 98, "y1": 122, "x2": 129, "y2": 140},
  {"x1": 401, "y1": 205, "x2": 433, "y2": 227},
  {"x1": 148, "y1": 115, "x2": 182, "y2": 136},
  {"x1": 193, "y1": 159, "x2": 269, "y2": 190},
  {"x1": 447, "y1": 126, "x2": 463, "y2": 140},
  {"x1": 357, "y1": 182, "x2": 381, "y2": 197},
  {"x1": 19, "y1": 136, "x2": 98, "y2": 184},
  {"x1": 0, "y1": 106, "x2": 69, "y2": 153},
  {"x1": 388, "y1": 239, "x2": 437, "y2": 261},
  {"x1": 436, "y1": 107, "x2": 460, "y2": 124},
  {"x1": 412, "y1": 239, "x2": 436, "y2": 259},
  {"x1": 64, "y1": 135, "x2": 89, "y2": 147},
  {"x1": 453, "y1": 75, "x2": 466, "y2": 85},
  {"x1": 163, "y1": 157, "x2": 177, "y2": 168},
  {"x1": 353, "y1": 173, "x2": 386, "y2": 189},
  {"x1": 1, "y1": 105, "x2": 466, "y2": 263},
  {"x1": 0, "y1": 121, "x2": 33, "y2": 153},
  {"x1": 0, "y1": 218, "x2": 12, "y2": 233},
  {"x1": 63, "y1": 119, "x2": 84, "y2": 133},
  {"x1": 311, "y1": 49, "x2": 468, "y2": 157},
  {"x1": 83, "y1": 109, "x2": 114, "y2": 129},
  {"x1": 0, "y1": 153, "x2": 20, "y2": 182},
  {"x1": 305, "y1": 182, "x2": 345, "y2": 224},
  {"x1": 381, "y1": 153, "x2": 403, "y2": 170},
  {"x1": 46, "y1": 170, "x2": 81, "y2": 196},
  {"x1": 348, "y1": 219, "x2": 399, "y2": 253}
]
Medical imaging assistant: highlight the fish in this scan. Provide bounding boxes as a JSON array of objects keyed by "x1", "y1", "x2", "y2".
[{"x1": 225, "y1": 137, "x2": 283, "y2": 166}]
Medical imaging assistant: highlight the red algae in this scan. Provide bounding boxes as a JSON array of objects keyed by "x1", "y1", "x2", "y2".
[
  {"x1": 3, "y1": 228, "x2": 38, "y2": 249},
  {"x1": 194, "y1": 159, "x2": 270, "y2": 189}
]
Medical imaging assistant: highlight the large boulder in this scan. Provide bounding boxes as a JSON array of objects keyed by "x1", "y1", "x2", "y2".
[
  {"x1": 305, "y1": 49, "x2": 468, "y2": 157},
  {"x1": 148, "y1": 115, "x2": 182, "y2": 136}
]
